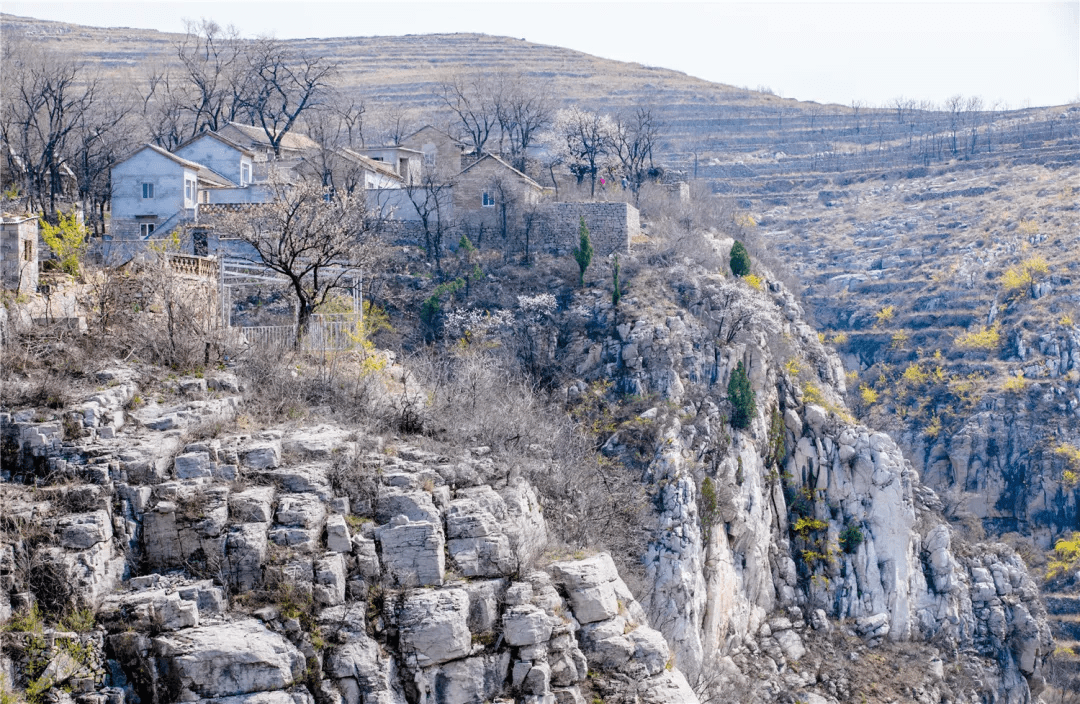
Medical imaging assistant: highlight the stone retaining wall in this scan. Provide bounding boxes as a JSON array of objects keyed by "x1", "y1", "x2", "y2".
[{"x1": 534, "y1": 202, "x2": 637, "y2": 256}]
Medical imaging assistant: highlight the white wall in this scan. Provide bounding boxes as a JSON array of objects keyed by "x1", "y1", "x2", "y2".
[
  {"x1": 111, "y1": 149, "x2": 196, "y2": 238},
  {"x1": 207, "y1": 185, "x2": 273, "y2": 205},
  {"x1": 175, "y1": 135, "x2": 252, "y2": 186}
]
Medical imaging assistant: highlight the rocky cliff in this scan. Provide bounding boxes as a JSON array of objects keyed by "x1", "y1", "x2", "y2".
[
  {"x1": 546, "y1": 257, "x2": 1056, "y2": 702},
  {"x1": 0, "y1": 244, "x2": 1057, "y2": 704}
]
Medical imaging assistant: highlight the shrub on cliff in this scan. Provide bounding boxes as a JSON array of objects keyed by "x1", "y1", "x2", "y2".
[
  {"x1": 729, "y1": 240, "x2": 751, "y2": 277},
  {"x1": 728, "y1": 360, "x2": 755, "y2": 429},
  {"x1": 572, "y1": 216, "x2": 593, "y2": 287}
]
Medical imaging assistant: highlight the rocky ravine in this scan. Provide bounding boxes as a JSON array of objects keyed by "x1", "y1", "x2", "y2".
[
  {"x1": 0, "y1": 253, "x2": 1057, "y2": 704},
  {"x1": 548, "y1": 262, "x2": 1055, "y2": 702}
]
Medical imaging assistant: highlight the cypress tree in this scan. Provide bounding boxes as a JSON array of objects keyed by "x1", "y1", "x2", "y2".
[
  {"x1": 573, "y1": 216, "x2": 593, "y2": 287},
  {"x1": 730, "y1": 240, "x2": 751, "y2": 277},
  {"x1": 612, "y1": 254, "x2": 621, "y2": 306},
  {"x1": 728, "y1": 360, "x2": 756, "y2": 429}
]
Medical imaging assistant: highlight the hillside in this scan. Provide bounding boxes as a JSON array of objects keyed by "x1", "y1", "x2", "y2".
[
  {"x1": 3, "y1": 6, "x2": 1078, "y2": 548},
  {"x1": 0, "y1": 223, "x2": 1065, "y2": 703},
  {"x1": 2, "y1": 12, "x2": 1080, "y2": 702},
  {"x1": 0, "y1": 12, "x2": 817, "y2": 157},
  {"x1": 3, "y1": 12, "x2": 1075, "y2": 172}
]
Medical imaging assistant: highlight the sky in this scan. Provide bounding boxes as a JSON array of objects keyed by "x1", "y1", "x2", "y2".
[{"x1": 4, "y1": 0, "x2": 1079, "y2": 108}]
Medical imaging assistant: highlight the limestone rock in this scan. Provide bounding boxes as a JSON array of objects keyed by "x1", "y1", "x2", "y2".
[
  {"x1": 276, "y1": 493, "x2": 327, "y2": 529},
  {"x1": 375, "y1": 516, "x2": 444, "y2": 587},
  {"x1": 229, "y1": 487, "x2": 276, "y2": 524},
  {"x1": 241, "y1": 443, "x2": 281, "y2": 470},
  {"x1": 415, "y1": 654, "x2": 510, "y2": 704},
  {"x1": 549, "y1": 554, "x2": 621, "y2": 624},
  {"x1": 375, "y1": 490, "x2": 440, "y2": 524},
  {"x1": 174, "y1": 451, "x2": 213, "y2": 479},
  {"x1": 502, "y1": 605, "x2": 553, "y2": 647},
  {"x1": 445, "y1": 497, "x2": 512, "y2": 577},
  {"x1": 151, "y1": 620, "x2": 305, "y2": 700},
  {"x1": 325, "y1": 514, "x2": 353, "y2": 554},
  {"x1": 314, "y1": 553, "x2": 347, "y2": 607},
  {"x1": 56, "y1": 510, "x2": 112, "y2": 549},
  {"x1": 397, "y1": 589, "x2": 471, "y2": 668},
  {"x1": 225, "y1": 523, "x2": 268, "y2": 591}
]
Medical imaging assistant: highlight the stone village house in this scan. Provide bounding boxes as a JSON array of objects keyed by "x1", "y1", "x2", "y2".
[{"x1": 107, "y1": 123, "x2": 639, "y2": 262}]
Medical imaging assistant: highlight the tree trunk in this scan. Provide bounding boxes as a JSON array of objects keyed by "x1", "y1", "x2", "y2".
[{"x1": 293, "y1": 279, "x2": 311, "y2": 349}]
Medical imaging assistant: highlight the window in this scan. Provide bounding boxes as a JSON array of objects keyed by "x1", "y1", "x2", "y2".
[
  {"x1": 199, "y1": 190, "x2": 209, "y2": 204},
  {"x1": 241, "y1": 163, "x2": 251, "y2": 185},
  {"x1": 184, "y1": 178, "x2": 195, "y2": 203},
  {"x1": 140, "y1": 223, "x2": 155, "y2": 237},
  {"x1": 23, "y1": 239, "x2": 33, "y2": 262},
  {"x1": 142, "y1": 183, "x2": 154, "y2": 199},
  {"x1": 482, "y1": 191, "x2": 495, "y2": 207}
]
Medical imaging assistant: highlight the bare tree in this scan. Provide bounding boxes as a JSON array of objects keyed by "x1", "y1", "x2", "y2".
[
  {"x1": 487, "y1": 171, "x2": 525, "y2": 257},
  {"x1": 613, "y1": 107, "x2": 661, "y2": 199},
  {"x1": 438, "y1": 73, "x2": 499, "y2": 155},
  {"x1": 891, "y1": 95, "x2": 916, "y2": 125},
  {"x1": 710, "y1": 281, "x2": 758, "y2": 344},
  {"x1": 964, "y1": 95, "x2": 984, "y2": 155},
  {"x1": 0, "y1": 41, "x2": 99, "y2": 216},
  {"x1": 366, "y1": 103, "x2": 416, "y2": 146},
  {"x1": 174, "y1": 19, "x2": 248, "y2": 136},
  {"x1": 333, "y1": 95, "x2": 366, "y2": 149},
  {"x1": 303, "y1": 93, "x2": 371, "y2": 196},
  {"x1": 243, "y1": 37, "x2": 337, "y2": 157},
  {"x1": 71, "y1": 96, "x2": 138, "y2": 235},
  {"x1": 138, "y1": 64, "x2": 190, "y2": 150},
  {"x1": 211, "y1": 177, "x2": 382, "y2": 342},
  {"x1": 850, "y1": 99, "x2": 864, "y2": 135},
  {"x1": 494, "y1": 73, "x2": 552, "y2": 172},
  {"x1": 405, "y1": 169, "x2": 455, "y2": 272},
  {"x1": 944, "y1": 94, "x2": 965, "y2": 155}
]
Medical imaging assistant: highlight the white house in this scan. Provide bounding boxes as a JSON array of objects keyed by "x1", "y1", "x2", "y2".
[
  {"x1": 107, "y1": 126, "x2": 417, "y2": 259},
  {"x1": 355, "y1": 146, "x2": 423, "y2": 185},
  {"x1": 108, "y1": 144, "x2": 234, "y2": 246},
  {"x1": 175, "y1": 131, "x2": 255, "y2": 190}
]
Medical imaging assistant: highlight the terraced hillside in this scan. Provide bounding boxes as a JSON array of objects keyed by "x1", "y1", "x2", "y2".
[
  {"x1": 745, "y1": 147, "x2": 1080, "y2": 549},
  {"x1": 5, "y1": 12, "x2": 1074, "y2": 172}
]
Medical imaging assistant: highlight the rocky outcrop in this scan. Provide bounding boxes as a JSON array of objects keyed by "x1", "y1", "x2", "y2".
[
  {"x1": 908, "y1": 328, "x2": 1080, "y2": 544},
  {"x1": 0, "y1": 253, "x2": 1059, "y2": 704},
  {"x1": 152, "y1": 620, "x2": 307, "y2": 700},
  {"x1": 1, "y1": 387, "x2": 687, "y2": 704},
  {"x1": 552, "y1": 267, "x2": 1055, "y2": 702}
]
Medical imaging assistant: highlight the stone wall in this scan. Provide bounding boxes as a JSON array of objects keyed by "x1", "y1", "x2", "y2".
[
  {"x1": 1, "y1": 216, "x2": 39, "y2": 295},
  {"x1": 383, "y1": 200, "x2": 638, "y2": 259},
  {"x1": 533, "y1": 202, "x2": 638, "y2": 257}
]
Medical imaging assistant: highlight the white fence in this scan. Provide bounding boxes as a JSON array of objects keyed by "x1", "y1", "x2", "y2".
[{"x1": 233, "y1": 314, "x2": 362, "y2": 353}]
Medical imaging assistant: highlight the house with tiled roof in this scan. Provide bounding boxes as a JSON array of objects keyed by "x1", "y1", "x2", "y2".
[
  {"x1": 106, "y1": 123, "x2": 423, "y2": 259},
  {"x1": 215, "y1": 121, "x2": 320, "y2": 161}
]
